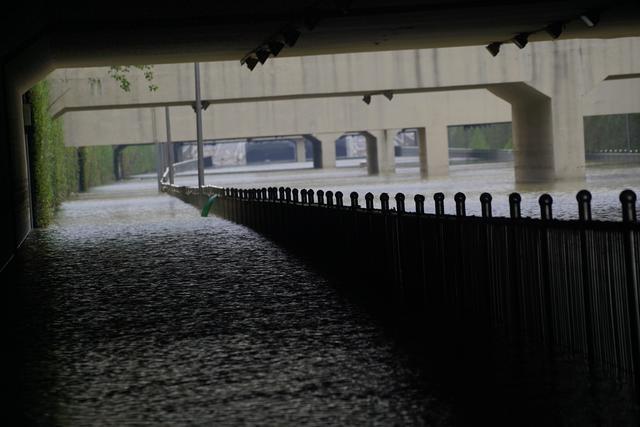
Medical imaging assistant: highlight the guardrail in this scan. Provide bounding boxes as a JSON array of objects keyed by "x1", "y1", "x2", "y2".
[{"x1": 162, "y1": 182, "x2": 640, "y2": 395}]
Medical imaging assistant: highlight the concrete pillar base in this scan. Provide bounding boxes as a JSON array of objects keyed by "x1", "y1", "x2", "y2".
[
  {"x1": 417, "y1": 126, "x2": 449, "y2": 179},
  {"x1": 363, "y1": 130, "x2": 396, "y2": 176},
  {"x1": 306, "y1": 133, "x2": 340, "y2": 169},
  {"x1": 295, "y1": 138, "x2": 306, "y2": 162},
  {"x1": 489, "y1": 82, "x2": 586, "y2": 183}
]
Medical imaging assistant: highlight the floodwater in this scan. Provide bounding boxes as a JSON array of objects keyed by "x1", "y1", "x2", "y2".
[
  {"x1": 162, "y1": 161, "x2": 640, "y2": 221},
  {"x1": 8, "y1": 162, "x2": 640, "y2": 425}
]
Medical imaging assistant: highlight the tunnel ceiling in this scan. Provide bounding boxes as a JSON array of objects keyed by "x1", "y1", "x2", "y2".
[{"x1": 2, "y1": 0, "x2": 640, "y2": 66}]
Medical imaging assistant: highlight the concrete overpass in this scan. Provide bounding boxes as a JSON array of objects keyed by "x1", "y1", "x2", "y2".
[
  {"x1": 52, "y1": 38, "x2": 640, "y2": 180},
  {"x1": 59, "y1": 75, "x2": 640, "y2": 177},
  {"x1": 3, "y1": 1, "x2": 640, "y2": 270}
]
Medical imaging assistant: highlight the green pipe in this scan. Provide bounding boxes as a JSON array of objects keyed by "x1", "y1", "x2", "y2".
[{"x1": 201, "y1": 195, "x2": 219, "y2": 217}]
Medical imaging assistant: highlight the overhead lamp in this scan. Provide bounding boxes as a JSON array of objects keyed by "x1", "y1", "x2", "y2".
[
  {"x1": 486, "y1": 42, "x2": 501, "y2": 56},
  {"x1": 245, "y1": 56, "x2": 259, "y2": 71},
  {"x1": 256, "y1": 48, "x2": 270, "y2": 64},
  {"x1": 362, "y1": 94, "x2": 371, "y2": 105},
  {"x1": 267, "y1": 40, "x2": 285, "y2": 57},
  {"x1": 383, "y1": 91, "x2": 393, "y2": 101},
  {"x1": 282, "y1": 27, "x2": 301, "y2": 47},
  {"x1": 512, "y1": 33, "x2": 529, "y2": 49},
  {"x1": 545, "y1": 22, "x2": 564, "y2": 39},
  {"x1": 580, "y1": 11, "x2": 599, "y2": 27}
]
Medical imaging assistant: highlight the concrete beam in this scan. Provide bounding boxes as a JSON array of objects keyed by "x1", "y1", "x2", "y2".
[
  {"x1": 48, "y1": 38, "x2": 640, "y2": 120},
  {"x1": 61, "y1": 90, "x2": 512, "y2": 147}
]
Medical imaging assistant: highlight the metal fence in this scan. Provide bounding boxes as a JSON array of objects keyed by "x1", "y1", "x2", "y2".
[{"x1": 164, "y1": 183, "x2": 640, "y2": 392}]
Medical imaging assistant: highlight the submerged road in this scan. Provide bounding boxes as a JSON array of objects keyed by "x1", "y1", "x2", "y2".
[
  {"x1": 7, "y1": 178, "x2": 640, "y2": 425},
  {"x1": 9, "y1": 182, "x2": 452, "y2": 425}
]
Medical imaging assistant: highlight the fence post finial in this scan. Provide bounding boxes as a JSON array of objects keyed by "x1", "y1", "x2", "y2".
[
  {"x1": 539, "y1": 193, "x2": 553, "y2": 220},
  {"x1": 335, "y1": 191, "x2": 344, "y2": 207},
  {"x1": 395, "y1": 193, "x2": 405, "y2": 213},
  {"x1": 509, "y1": 192, "x2": 522, "y2": 219},
  {"x1": 326, "y1": 190, "x2": 334, "y2": 207},
  {"x1": 576, "y1": 189, "x2": 592, "y2": 221},
  {"x1": 480, "y1": 192, "x2": 492, "y2": 218},
  {"x1": 620, "y1": 189, "x2": 637, "y2": 223},
  {"x1": 350, "y1": 192, "x2": 359, "y2": 209},
  {"x1": 454, "y1": 192, "x2": 466, "y2": 217},
  {"x1": 414, "y1": 194, "x2": 425, "y2": 215},
  {"x1": 434, "y1": 192, "x2": 445, "y2": 216},
  {"x1": 380, "y1": 193, "x2": 390, "y2": 211},
  {"x1": 365, "y1": 192, "x2": 374, "y2": 210}
]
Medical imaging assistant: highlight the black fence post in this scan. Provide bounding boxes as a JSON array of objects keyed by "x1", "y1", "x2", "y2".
[
  {"x1": 308, "y1": 189, "x2": 315, "y2": 204},
  {"x1": 326, "y1": 191, "x2": 334, "y2": 207},
  {"x1": 480, "y1": 193, "x2": 492, "y2": 218},
  {"x1": 380, "y1": 193, "x2": 390, "y2": 212},
  {"x1": 285, "y1": 187, "x2": 292, "y2": 203},
  {"x1": 577, "y1": 189, "x2": 592, "y2": 221},
  {"x1": 335, "y1": 191, "x2": 344, "y2": 208},
  {"x1": 279, "y1": 187, "x2": 286, "y2": 201},
  {"x1": 301, "y1": 189, "x2": 308, "y2": 204},
  {"x1": 365, "y1": 193, "x2": 374, "y2": 210},
  {"x1": 292, "y1": 188, "x2": 299, "y2": 204},
  {"x1": 577, "y1": 190, "x2": 595, "y2": 368},
  {"x1": 350, "y1": 192, "x2": 359, "y2": 209},
  {"x1": 317, "y1": 190, "x2": 325, "y2": 205},
  {"x1": 509, "y1": 193, "x2": 522, "y2": 219},
  {"x1": 395, "y1": 193, "x2": 405, "y2": 214},
  {"x1": 454, "y1": 192, "x2": 466, "y2": 217},
  {"x1": 434, "y1": 192, "x2": 445, "y2": 216},
  {"x1": 414, "y1": 195, "x2": 425, "y2": 215},
  {"x1": 620, "y1": 189, "x2": 640, "y2": 393},
  {"x1": 539, "y1": 194, "x2": 553, "y2": 220}
]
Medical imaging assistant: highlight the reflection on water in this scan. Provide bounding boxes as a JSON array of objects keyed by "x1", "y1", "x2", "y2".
[{"x1": 8, "y1": 162, "x2": 640, "y2": 425}]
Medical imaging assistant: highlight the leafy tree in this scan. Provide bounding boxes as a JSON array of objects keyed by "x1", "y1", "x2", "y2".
[{"x1": 108, "y1": 65, "x2": 158, "y2": 92}]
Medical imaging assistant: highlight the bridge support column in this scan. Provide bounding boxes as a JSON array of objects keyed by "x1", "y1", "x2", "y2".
[
  {"x1": 489, "y1": 81, "x2": 586, "y2": 183},
  {"x1": 307, "y1": 133, "x2": 339, "y2": 169},
  {"x1": 363, "y1": 130, "x2": 396, "y2": 176},
  {"x1": 295, "y1": 138, "x2": 306, "y2": 162},
  {"x1": 417, "y1": 125, "x2": 449, "y2": 179}
]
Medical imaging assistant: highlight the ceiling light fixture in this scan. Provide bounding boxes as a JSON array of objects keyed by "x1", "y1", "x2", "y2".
[
  {"x1": 486, "y1": 42, "x2": 501, "y2": 57},
  {"x1": 245, "y1": 56, "x2": 259, "y2": 71},
  {"x1": 267, "y1": 40, "x2": 285, "y2": 57},
  {"x1": 545, "y1": 22, "x2": 564, "y2": 39},
  {"x1": 282, "y1": 27, "x2": 301, "y2": 47},
  {"x1": 256, "y1": 49, "x2": 270, "y2": 64},
  {"x1": 512, "y1": 33, "x2": 529, "y2": 49},
  {"x1": 362, "y1": 94, "x2": 371, "y2": 105},
  {"x1": 580, "y1": 11, "x2": 599, "y2": 27},
  {"x1": 383, "y1": 91, "x2": 394, "y2": 101}
]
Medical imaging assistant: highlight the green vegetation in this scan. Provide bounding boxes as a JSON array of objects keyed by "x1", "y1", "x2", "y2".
[
  {"x1": 29, "y1": 81, "x2": 158, "y2": 227},
  {"x1": 448, "y1": 115, "x2": 640, "y2": 152},
  {"x1": 448, "y1": 122, "x2": 512, "y2": 150},
  {"x1": 30, "y1": 81, "x2": 80, "y2": 226},
  {"x1": 121, "y1": 145, "x2": 157, "y2": 176},
  {"x1": 584, "y1": 114, "x2": 640, "y2": 152}
]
